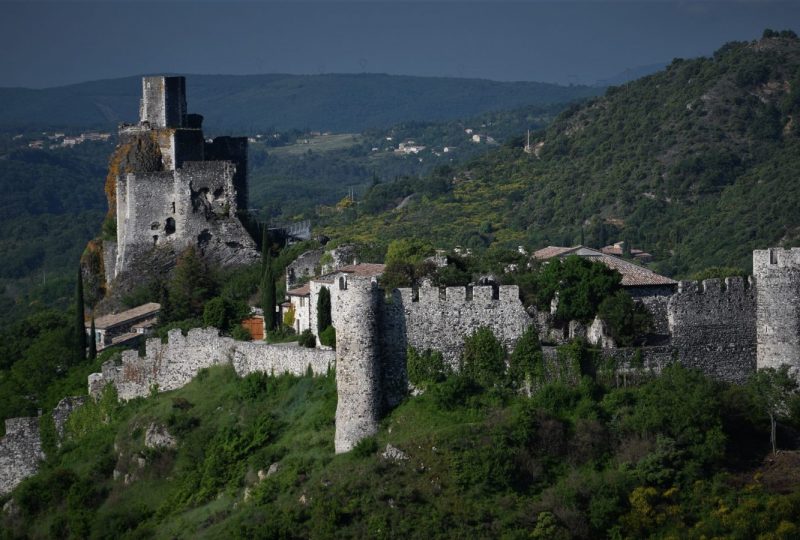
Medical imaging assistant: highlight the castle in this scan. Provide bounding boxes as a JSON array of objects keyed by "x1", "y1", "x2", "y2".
[
  {"x1": 5, "y1": 77, "x2": 800, "y2": 494},
  {"x1": 105, "y1": 76, "x2": 259, "y2": 283}
]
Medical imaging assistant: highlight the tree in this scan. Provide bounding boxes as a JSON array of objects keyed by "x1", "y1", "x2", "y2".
[
  {"x1": 748, "y1": 366, "x2": 799, "y2": 454},
  {"x1": 597, "y1": 291, "x2": 652, "y2": 347},
  {"x1": 534, "y1": 256, "x2": 622, "y2": 323},
  {"x1": 261, "y1": 240, "x2": 276, "y2": 334},
  {"x1": 88, "y1": 316, "x2": 97, "y2": 361},
  {"x1": 74, "y1": 267, "x2": 86, "y2": 363},
  {"x1": 509, "y1": 325, "x2": 543, "y2": 391},
  {"x1": 317, "y1": 286, "x2": 332, "y2": 333},
  {"x1": 170, "y1": 247, "x2": 214, "y2": 321},
  {"x1": 461, "y1": 326, "x2": 506, "y2": 388}
]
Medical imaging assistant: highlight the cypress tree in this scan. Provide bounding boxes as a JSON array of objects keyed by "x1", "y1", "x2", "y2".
[
  {"x1": 317, "y1": 286, "x2": 332, "y2": 332},
  {"x1": 75, "y1": 267, "x2": 87, "y2": 362},
  {"x1": 261, "y1": 232, "x2": 276, "y2": 336},
  {"x1": 88, "y1": 316, "x2": 97, "y2": 361}
]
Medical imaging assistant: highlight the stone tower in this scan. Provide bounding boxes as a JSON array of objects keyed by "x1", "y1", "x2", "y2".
[
  {"x1": 754, "y1": 248, "x2": 800, "y2": 373},
  {"x1": 331, "y1": 275, "x2": 382, "y2": 453},
  {"x1": 107, "y1": 76, "x2": 259, "y2": 282}
]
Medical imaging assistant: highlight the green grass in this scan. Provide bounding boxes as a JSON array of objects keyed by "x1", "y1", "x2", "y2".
[{"x1": 5, "y1": 362, "x2": 800, "y2": 539}]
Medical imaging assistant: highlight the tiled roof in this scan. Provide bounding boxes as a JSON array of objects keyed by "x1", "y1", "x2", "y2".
[
  {"x1": 533, "y1": 246, "x2": 580, "y2": 260},
  {"x1": 533, "y1": 245, "x2": 676, "y2": 287},
  {"x1": 312, "y1": 263, "x2": 387, "y2": 285},
  {"x1": 92, "y1": 303, "x2": 161, "y2": 330},
  {"x1": 337, "y1": 263, "x2": 386, "y2": 277},
  {"x1": 287, "y1": 283, "x2": 311, "y2": 296},
  {"x1": 584, "y1": 254, "x2": 677, "y2": 287}
]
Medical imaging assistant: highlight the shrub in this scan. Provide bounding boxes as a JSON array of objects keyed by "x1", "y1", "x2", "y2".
[
  {"x1": 351, "y1": 436, "x2": 379, "y2": 458},
  {"x1": 298, "y1": 329, "x2": 316, "y2": 348},
  {"x1": 319, "y1": 325, "x2": 336, "y2": 348},
  {"x1": 407, "y1": 347, "x2": 449, "y2": 388},
  {"x1": 461, "y1": 327, "x2": 506, "y2": 388},
  {"x1": 509, "y1": 325, "x2": 544, "y2": 391},
  {"x1": 596, "y1": 291, "x2": 652, "y2": 347},
  {"x1": 231, "y1": 325, "x2": 252, "y2": 341}
]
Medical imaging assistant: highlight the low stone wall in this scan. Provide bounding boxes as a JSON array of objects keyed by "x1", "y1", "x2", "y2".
[
  {"x1": 0, "y1": 417, "x2": 43, "y2": 496},
  {"x1": 89, "y1": 328, "x2": 335, "y2": 400},
  {"x1": 52, "y1": 397, "x2": 88, "y2": 441}
]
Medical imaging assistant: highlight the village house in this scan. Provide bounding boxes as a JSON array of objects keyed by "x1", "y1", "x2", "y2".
[{"x1": 87, "y1": 302, "x2": 161, "y2": 351}]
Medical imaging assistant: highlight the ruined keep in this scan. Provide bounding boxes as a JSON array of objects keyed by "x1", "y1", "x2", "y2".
[{"x1": 105, "y1": 76, "x2": 258, "y2": 283}]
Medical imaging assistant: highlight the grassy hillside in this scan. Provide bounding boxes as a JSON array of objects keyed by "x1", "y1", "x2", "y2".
[
  {"x1": 322, "y1": 33, "x2": 800, "y2": 276},
  {"x1": 0, "y1": 74, "x2": 601, "y2": 134},
  {"x1": 2, "y1": 358, "x2": 799, "y2": 538}
]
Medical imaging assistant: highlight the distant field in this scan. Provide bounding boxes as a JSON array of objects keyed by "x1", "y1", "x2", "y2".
[{"x1": 265, "y1": 133, "x2": 362, "y2": 156}]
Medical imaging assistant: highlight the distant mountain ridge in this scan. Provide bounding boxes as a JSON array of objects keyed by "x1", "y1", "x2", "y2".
[{"x1": 0, "y1": 73, "x2": 601, "y2": 134}]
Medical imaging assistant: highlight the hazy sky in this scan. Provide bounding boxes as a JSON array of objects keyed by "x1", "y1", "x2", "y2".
[{"x1": 1, "y1": 1, "x2": 799, "y2": 88}]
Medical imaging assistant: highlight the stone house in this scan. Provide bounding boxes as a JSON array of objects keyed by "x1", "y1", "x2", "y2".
[{"x1": 88, "y1": 302, "x2": 161, "y2": 350}]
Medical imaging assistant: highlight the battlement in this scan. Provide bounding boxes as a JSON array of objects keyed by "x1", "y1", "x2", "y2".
[
  {"x1": 754, "y1": 248, "x2": 800, "y2": 273},
  {"x1": 396, "y1": 284, "x2": 520, "y2": 304},
  {"x1": 675, "y1": 276, "x2": 754, "y2": 295}
]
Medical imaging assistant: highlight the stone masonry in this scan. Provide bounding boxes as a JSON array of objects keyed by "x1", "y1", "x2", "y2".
[
  {"x1": 755, "y1": 248, "x2": 800, "y2": 374},
  {"x1": 0, "y1": 418, "x2": 43, "y2": 496},
  {"x1": 667, "y1": 277, "x2": 756, "y2": 383},
  {"x1": 89, "y1": 328, "x2": 335, "y2": 401},
  {"x1": 109, "y1": 76, "x2": 258, "y2": 282}
]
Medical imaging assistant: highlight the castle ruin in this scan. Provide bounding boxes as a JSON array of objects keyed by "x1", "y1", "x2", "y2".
[{"x1": 105, "y1": 76, "x2": 259, "y2": 283}]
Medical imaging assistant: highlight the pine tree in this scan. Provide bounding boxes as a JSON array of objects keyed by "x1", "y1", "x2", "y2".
[
  {"x1": 261, "y1": 229, "x2": 276, "y2": 336},
  {"x1": 75, "y1": 266, "x2": 87, "y2": 363},
  {"x1": 88, "y1": 316, "x2": 97, "y2": 361}
]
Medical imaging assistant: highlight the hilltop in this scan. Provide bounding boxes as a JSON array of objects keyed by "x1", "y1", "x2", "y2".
[
  {"x1": 0, "y1": 73, "x2": 600, "y2": 134},
  {"x1": 324, "y1": 32, "x2": 800, "y2": 276}
]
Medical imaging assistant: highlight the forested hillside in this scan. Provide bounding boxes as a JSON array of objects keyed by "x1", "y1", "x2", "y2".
[
  {"x1": 0, "y1": 74, "x2": 600, "y2": 134},
  {"x1": 324, "y1": 32, "x2": 800, "y2": 276}
]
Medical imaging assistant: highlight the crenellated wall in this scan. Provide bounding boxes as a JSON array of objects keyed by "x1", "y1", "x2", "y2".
[
  {"x1": 667, "y1": 277, "x2": 756, "y2": 383},
  {"x1": 89, "y1": 328, "x2": 335, "y2": 401},
  {"x1": 391, "y1": 284, "x2": 532, "y2": 368}
]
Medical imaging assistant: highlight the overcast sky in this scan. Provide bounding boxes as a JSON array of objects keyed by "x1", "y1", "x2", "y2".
[{"x1": 1, "y1": 1, "x2": 799, "y2": 88}]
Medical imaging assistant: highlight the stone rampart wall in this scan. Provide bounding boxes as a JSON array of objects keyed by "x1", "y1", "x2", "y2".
[
  {"x1": 390, "y1": 284, "x2": 533, "y2": 368},
  {"x1": 89, "y1": 328, "x2": 335, "y2": 401},
  {"x1": 667, "y1": 277, "x2": 756, "y2": 383},
  {"x1": 0, "y1": 418, "x2": 43, "y2": 496}
]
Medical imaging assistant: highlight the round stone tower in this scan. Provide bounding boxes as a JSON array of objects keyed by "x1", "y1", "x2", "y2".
[
  {"x1": 754, "y1": 248, "x2": 800, "y2": 372},
  {"x1": 332, "y1": 274, "x2": 381, "y2": 453}
]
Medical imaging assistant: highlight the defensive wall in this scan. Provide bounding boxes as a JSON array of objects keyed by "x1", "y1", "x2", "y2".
[
  {"x1": 0, "y1": 418, "x2": 43, "y2": 496},
  {"x1": 88, "y1": 328, "x2": 335, "y2": 401},
  {"x1": 667, "y1": 276, "x2": 757, "y2": 383}
]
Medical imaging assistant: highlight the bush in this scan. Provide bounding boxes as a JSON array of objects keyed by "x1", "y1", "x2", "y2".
[
  {"x1": 407, "y1": 347, "x2": 449, "y2": 388},
  {"x1": 231, "y1": 325, "x2": 252, "y2": 341},
  {"x1": 509, "y1": 325, "x2": 544, "y2": 390},
  {"x1": 319, "y1": 325, "x2": 336, "y2": 348},
  {"x1": 298, "y1": 329, "x2": 316, "y2": 348},
  {"x1": 461, "y1": 327, "x2": 506, "y2": 388},
  {"x1": 596, "y1": 291, "x2": 652, "y2": 347}
]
